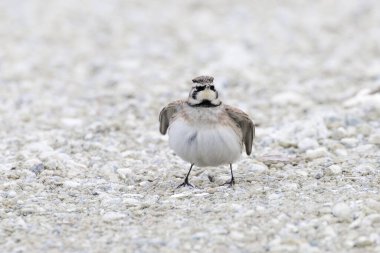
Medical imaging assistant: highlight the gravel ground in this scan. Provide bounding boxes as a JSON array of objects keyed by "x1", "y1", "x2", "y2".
[{"x1": 1, "y1": 0, "x2": 380, "y2": 252}]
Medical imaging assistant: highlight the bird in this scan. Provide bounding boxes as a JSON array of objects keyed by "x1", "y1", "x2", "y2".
[{"x1": 159, "y1": 75, "x2": 255, "y2": 188}]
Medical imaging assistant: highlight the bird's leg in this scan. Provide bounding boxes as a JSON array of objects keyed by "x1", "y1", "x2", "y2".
[
  {"x1": 177, "y1": 164, "x2": 194, "y2": 188},
  {"x1": 224, "y1": 164, "x2": 235, "y2": 187}
]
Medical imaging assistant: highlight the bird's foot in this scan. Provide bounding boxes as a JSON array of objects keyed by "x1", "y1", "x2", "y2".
[
  {"x1": 176, "y1": 179, "x2": 194, "y2": 188},
  {"x1": 223, "y1": 178, "x2": 235, "y2": 187}
]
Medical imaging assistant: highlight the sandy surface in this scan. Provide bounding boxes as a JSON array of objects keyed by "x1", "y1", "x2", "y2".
[{"x1": 1, "y1": 0, "x2": 380, "y2": 252}]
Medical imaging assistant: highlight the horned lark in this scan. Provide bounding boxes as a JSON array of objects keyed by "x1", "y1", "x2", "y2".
[{"x1": 159, "y1": 75, "x2": 255, "y2": 188}]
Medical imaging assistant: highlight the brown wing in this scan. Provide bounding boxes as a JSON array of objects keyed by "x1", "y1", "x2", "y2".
[
  {"x1": 225, "y1": 105, "x2": 255, "y2": 155},
  {"x1": 159, "y1": 100, "x2": 184, "y2": 135}
]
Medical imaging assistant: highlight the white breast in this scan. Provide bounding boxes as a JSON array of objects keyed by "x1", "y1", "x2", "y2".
[{"x1": 168, "y1": 119, "x2": 242, "y2": 167}]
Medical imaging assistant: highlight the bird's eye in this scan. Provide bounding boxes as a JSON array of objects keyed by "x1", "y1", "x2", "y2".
[
  {"x1": 210, "y1": 85, "x2": 215, "y2": 90},
  {"x1": 196, "y1": 86, "x2": 205, "y2": 91}
]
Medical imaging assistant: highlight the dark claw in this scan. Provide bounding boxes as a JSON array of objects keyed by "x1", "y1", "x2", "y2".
[
  {"x1": 224, "y1": 178, "x2": 235, "y2": 187},
  {"x1": 176, "y1": 180, "x2": 194, "y2": 188},
  {"x1": 177, "y1": 164, "x2": 195, "y2": 189}
]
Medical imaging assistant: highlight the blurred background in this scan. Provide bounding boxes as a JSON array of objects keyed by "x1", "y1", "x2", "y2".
[
  {"x1": 1, "y1": 1, "x2": 380, "y2": 112},
  {"x1": 1, "y1": 0, "x2": 380, "y2": 158}
]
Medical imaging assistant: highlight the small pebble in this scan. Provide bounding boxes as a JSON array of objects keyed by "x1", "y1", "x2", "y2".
[
  {"x1": 282, "y1": 183, "x2": 298, "y2": 191},
  {"x1": 368, "y1": 133, "x2": 380, "y2": 145},
  {"x1": 314, "y1": 171, "x2": 324, "y2": 179},
  {"x1": 332, "y1": 202, "x2": 352, "y2": 220},
  {"x1": 170, "y1": 192, "x2": 193, "y2": 199},
  {"x1": 354, "y1": 236, "x2": 373, "y2": 247},
  {"x1": 340, "y1": 138, "x2": 359, "y2": 148},
  {"x1": 356, "y1": 124, "x2": 372, "y2": 136},
  {"x1": 306, "y1": 147, "x2": 329, "y2": 159},
  {"x1": 325, "y1": 165, "x2": 342, "y2": 175},
  {"x1": 102, "y1": 212, "x2": 126, "y2": 222},
  {"x1": 250, "y1": 163, "x2": 268, "y2": 174},
  {"x1": 6, "y1": 191, "x2": 17, "y2": 198},
  {"x1": 353, "y1": 164, "x2": 375, "y2": 176},
  {"x1": 366, "y1": 199, "x2": 380, "y2": 212},
  {"x1": 30, "y1": 163, "x2": 45, "y2": 175},
  {"x1": 123, "y1": 198, "x2": 140, "y2": 207},
  {"x1": 334, "y1": 148, "x2": 348, "y2": 156},
  {"x1": 230, "y1": 231, "x2": 245, "y2": 240},
  {"x1": 278, "y1": 139, "x2": 297, "y2": 148},
  {"x1": 331, "y1": 127, "x2": 348, "y2": 140},
  {"x1": 362, "y1": 214, "x2": 380, "y2": 227},
  {"x1": 297, "y1": 138, "x2": 319, "y2": 151},
  {"x1": 63, "y1": 180, "x2": 81, "y2": 188}
]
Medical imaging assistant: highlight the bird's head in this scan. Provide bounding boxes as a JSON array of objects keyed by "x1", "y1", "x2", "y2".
[{"x1": 187, "y1": 75, "x2": 221, "y2": 107}]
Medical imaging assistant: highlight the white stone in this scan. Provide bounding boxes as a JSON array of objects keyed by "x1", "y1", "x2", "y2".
[
  {"x1": 123, "y1": 198, "x2": 140, "y2": 207},
  {"x1": 283, "y1": 183, "x2": 298, "y2": 191},
  {"x1": 230, "y1": 231, "x2": 245, "y2": 240},
  {"x1": 362, "y1": 214, "x2": 380, "y2": 226},
  {"x1": 334, "y1": 148, "x2": 348, "y2": 156},
  {"x1": 6, "y1": 191, "x2": 17, "y2": 198},
  {"x1": 353, "y1": 164, "x2": 375, "y2": 176},
  {"x1": 332, "y1": 202, "x2": 352, "y2": 220},
  {"x1": 354, "y1": 236, "x2": 374, "y2": 247},
  {"x1": 369, "y1": 133, "x2": 380, "y2": 145},
  {"x1": 319, "y1": 206, "x2": 332, "y2": 215},
  {"x1": 268, "y1": 193, "x2": 281, "y2": 200},
  {"x1": 356, "y1": 124, "x2": 372, "y2": 136},
  {"x1": 295, "y1": 170, "x2": 308, "y2": 177},
  {"x1": 357, "y1": 145, "x2": 377, "y2": 154},
  {"x1": 297, "y1": 138, "x2": 319, "y2": 151},
  {"x1": 23, "y1": 158, "x2": 42, "y2": 168},
  {"x1": 255, "y1": 206, "x2": 266, "y2": 213},
  {"x1": 325, "y1": 165, "x2": 342, "y2": 175},
  {"x1": 344, "y1": 89, "x2": 380, "y2": 109},
  {"x1": 366, "y1": 199, "x2": 380, "y2": 212},
  {"x1": 305, "y1": 147, "x2": 329, "y2": 160},
  {"x1": 61, "y1": 118, "x2": 83, "y2": 127},
  {"x1": 117, "y1": 168, "x2": 132, "y2": 178},
  {"x1": 194, "y1": 193, "x2": 209, "y2": 197},
  {"x1": 278, "y1": 138, "x2": 298, "y2": 148},
  {"x1": 259, "y1": 154, "x2": 293, "y2": 165},
  {"x1": 250, "y1": 163, "x2": 268, "y2": 174},
  {"x1": 340, "y1": 138, "x2": 359, "y2": 148},
  {"x1": 63, "y1": 180, "x2": 81, "y2": 188},
  {"x1": 25, "y1": 142, "x2": 54, "y2": 153},
  {"x1": 170, "y1": 192, "x2": 193, "y2": 199},
  {"x1": 102, "y1": 212, "x2": 126, "y2": 222},
  {"x1": 331, "y1": 127, "x2": 348, "y2": 139},
  {"x1": 101, "y1": 197, "x2": 122, "y2": 207}
]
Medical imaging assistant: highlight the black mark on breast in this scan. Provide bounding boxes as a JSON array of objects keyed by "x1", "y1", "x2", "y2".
[{"x1": 188, "y1": 132, "x2": 198, "y2": 144}]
